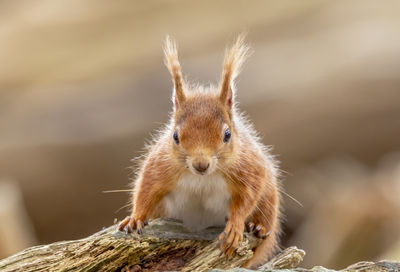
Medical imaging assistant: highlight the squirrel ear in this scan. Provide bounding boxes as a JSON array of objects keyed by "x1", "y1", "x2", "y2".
[
  {"x1": 219, "y1": 34, "x2": 250, "y2": 111},
  {"x1": 164, "y1": 36, "x2": 186, "y2": 110}
]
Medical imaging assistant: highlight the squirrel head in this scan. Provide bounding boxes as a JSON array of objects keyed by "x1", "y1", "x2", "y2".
[{"x1": 164, "y1": 35, "x2": 250, "y2": 176}]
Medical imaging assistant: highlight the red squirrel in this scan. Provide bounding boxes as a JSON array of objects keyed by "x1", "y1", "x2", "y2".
[{"x1": 119, "y1": 35, "x2": 281, "y2": 268}]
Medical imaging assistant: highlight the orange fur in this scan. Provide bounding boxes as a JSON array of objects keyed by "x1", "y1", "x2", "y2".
[{"x1": 119, "y1": 35, "x2": 281, "y2": 269}]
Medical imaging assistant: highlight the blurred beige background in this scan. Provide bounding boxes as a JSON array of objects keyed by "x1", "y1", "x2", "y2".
[{"x1": 1, "y1": 0, "x2": 400, "y2": 269}]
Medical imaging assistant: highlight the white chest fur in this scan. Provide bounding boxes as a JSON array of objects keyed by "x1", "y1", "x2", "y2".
[{"x1": 162, "y1": 171, "x2": 231, "y2": 230}]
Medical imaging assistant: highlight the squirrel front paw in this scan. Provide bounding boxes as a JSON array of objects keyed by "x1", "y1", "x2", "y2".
[
  {"x1": 219, "y1": 221, "x2": 244, "y2": 257},
  {"x1": 245, "y1": 221, "x2": 270, "y2": 239},
  {"x1": 118, "y1": 216, "x2": 147, "y2": 234}
]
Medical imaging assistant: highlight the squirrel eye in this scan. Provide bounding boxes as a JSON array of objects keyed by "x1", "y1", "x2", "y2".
[
  {"x1": 223, "y1": 128, "x2": 231, "y2": 143},
  {"x1": 173, "y1": 130, "x2": 179, "y2": 144}
]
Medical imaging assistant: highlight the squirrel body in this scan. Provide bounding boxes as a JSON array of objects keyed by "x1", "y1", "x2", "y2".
[
  {"x1": 162, "y1": 170, "x2": 230, "y2": 230},
  {"x1": 119, "y1": 35, "x2": 281, "y2": 269}
]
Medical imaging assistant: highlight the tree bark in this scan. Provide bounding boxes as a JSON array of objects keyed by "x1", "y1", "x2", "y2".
[{"x1": 0, "y1": 218, "x2": 399, "y2": 272}]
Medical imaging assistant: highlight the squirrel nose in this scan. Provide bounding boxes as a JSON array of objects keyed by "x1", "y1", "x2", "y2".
[{"x1": 193, "y1": 161, "x2": 210, "y2": 173}]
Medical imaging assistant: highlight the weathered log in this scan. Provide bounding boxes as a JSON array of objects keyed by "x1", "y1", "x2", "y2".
[
  {"x1": 213, "y1": 247, "x2": 400, "y2": 272},
  {"x1": 0, "y1": 218, "x2": 399, "y2": 272},
  {"x1": 0, "y1": 218, "x2": 261, "y2": 272}
]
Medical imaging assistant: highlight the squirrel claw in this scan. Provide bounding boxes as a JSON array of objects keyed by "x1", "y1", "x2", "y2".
[
  {"x1": 245, "y1": 221, "x2": 255, "y2": 232},
  {"x1": 219, "y1": 222, "x2": 243, "y2": 258},
  {"x1": 118, "y1": 216, "x2": 131, "y2": 232},
  {"x1": 136, "y1": 219, "x2": 144, "y2": 234},
  {"x1": 126, "y1": 225, "x2": 133, "y2": 234},
  {"x1": 118, "y1": 216, "x2": 146, "y2": 234},
  {"x1": 246, "y1": 221, "x2": 269, "y2": 239}
]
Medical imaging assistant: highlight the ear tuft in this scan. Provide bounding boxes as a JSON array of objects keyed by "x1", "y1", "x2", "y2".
[
  {"x1": 163, "y1": 35, "x2": 186, "y2": 109},
  {"x1": 220, "y1": 33, "x2": 251, "y2": 110}
]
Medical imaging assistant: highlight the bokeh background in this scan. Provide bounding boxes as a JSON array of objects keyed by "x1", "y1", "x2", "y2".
[{"x1": 1, "y1": 0, "x2": 400, "y2": 269}]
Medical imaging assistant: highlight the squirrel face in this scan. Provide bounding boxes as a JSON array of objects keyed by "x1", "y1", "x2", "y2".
[
  {"x1": 164, "y1": 35, "x2": 249, "y2": 175},
  {"x1": 172, "y1": 94, "x2": 235, "y2": 175}
]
